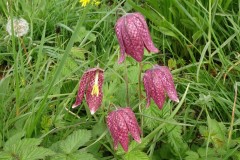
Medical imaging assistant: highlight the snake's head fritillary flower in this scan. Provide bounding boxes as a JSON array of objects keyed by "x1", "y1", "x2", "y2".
[
  {"x1": 143, "y1": 65, "x2": 179, "y2": 109},
  {"x1": 115, "y1": 12, "x2": 159, "y2": 64},
  {"x1": 72, "y1": 67, "x2": 104, "y2": 115},
  {"x1": 6, "y1": 18, "x2": 29, "y2": 37},
  {"x1": 107, "y1": 107, "x2": 141, "y2": 152}
]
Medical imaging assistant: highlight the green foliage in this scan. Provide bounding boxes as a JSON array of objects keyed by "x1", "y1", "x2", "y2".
[
  {"x1": 124, "y1": 151, "x2": 149, "y2": 160},
  {"x1": 0, "y1": 131, "x2": 55, "y2": 160},
  {"x1": 0, "y1": 0, "x2": 239, "y2": 159},
  {"x1": 163, "y1": 119, "x2": 188, "y2": 156},
  {"x1": 49, "y1": 129, "x2": 96, "y2": 159}
]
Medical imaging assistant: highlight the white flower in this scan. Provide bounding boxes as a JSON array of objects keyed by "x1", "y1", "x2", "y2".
[{"x1": 6, "y1": 18, "x2": 29, "y2": 37}]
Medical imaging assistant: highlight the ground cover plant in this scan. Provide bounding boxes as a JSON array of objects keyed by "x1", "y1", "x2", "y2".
[{"x1": 0, "y1": 0, "x2": 240, "y2": 159}]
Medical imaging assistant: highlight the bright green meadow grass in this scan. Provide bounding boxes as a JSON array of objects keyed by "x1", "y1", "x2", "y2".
[{"x1": 0, "y1": 0, "x2": 239, "y2": 159}]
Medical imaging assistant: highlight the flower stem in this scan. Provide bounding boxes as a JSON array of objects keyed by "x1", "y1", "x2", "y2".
[
  {"x1": 138, "y1": 62, "x2": 143, "y2": 136},
  {"x1": 20, "y1": 37, "x2": 28, "y2": 58},
  {"x1": 228, "y1": 83, "x2": 239, "y2": 147},
  {"x1": 116, "y1": 7, "x2": 127, "y2": 17},
  {"x1": 124, "y1": 60, "x2": 130, "y2": 106}
]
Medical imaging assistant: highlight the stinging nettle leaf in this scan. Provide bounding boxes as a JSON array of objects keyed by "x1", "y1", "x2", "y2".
[
  {"x1": 4, "y1": 131, "x2": 25, "y2": 151},
  {"x1": 60, "y1": 129, "x2": 91, "y2": 154},
  {"x1": 123, "y1": 151, "x2": 150, "y2": 160}
]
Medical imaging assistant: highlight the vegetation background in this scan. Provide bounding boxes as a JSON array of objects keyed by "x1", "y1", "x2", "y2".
[{"x1": 0, "y1": 0, "x2": 239, "y2": 159}]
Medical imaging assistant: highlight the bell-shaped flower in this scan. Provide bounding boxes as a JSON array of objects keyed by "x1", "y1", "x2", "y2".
[
  {"x1": 143, "y1": 65, "x2": 179, "y2": 109},
  {"x1": 107, "y1": 107, "x2": 141, "y2": 152},
  {"x1": 115, "y1": 12, "x2": 159, "y2": 64},
  {"x1": 72, "y1": 67, "x2": 104, "y2": 114}
]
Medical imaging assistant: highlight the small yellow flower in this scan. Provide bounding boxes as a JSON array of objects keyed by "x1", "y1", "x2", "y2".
[
  {"x1": 93, "y1": 0, "x2": 100, "y2": 6},
  {"x1": 79, "y1": 0, "x2": 91, "y2": 7}
]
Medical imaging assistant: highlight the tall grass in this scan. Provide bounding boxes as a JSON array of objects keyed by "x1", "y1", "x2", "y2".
[{"x1": 0, "y1": 0, "x2": 239, "y2": 159}]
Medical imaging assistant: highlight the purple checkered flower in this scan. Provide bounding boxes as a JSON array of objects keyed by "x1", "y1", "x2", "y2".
[
  {"x1": 72, "y1": 67, "x2": 104, "y2": 115},
  {"x1": 143, "y1": 65, "x2": 179, "y2": 109},
  {"x1": 107, "y1": 107, "x2": 141, "y2": 152},
  {"x1": 115, "y1": 12, "x2": 159, "y2": 64}
]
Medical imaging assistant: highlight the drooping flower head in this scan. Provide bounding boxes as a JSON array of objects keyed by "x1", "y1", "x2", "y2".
[
  {"x1": 115, "y1": 12, "x2": 159, "y2": 64},
  {"x1": 107, "y1": 107, "x2": 141, "y2": 152},
  {"x1": 72, "y1": 67, "x2": 104, "y2": 114},
  {"x1": 143, "y1": 65, "x2": 179, "y2": 109},
  {"x1": 6, "y1": 18, "x2": 29, "y2": 37}
]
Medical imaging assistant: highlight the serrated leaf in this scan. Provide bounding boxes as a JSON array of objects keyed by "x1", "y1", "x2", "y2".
[
  {"x1": 206, "y1": 117, "x2": 227, "y2": 148},
  {"x1": 50, "y1": 153, "x2": 67, "y2": 160},
  {"x1": 4, "y1": 131, "x2": 25, "y2": 151},
  {"x1": 70, "y1": 151, "x2": 97, "y2": 160},
  {"x1": 16, "y1": 138, "x2": 42, "y2": 151},
  {"x1": 88, "y1": 33, "x2": 96, "y2": 42},
  {"x1": 60, "y1": 129, "x2": 91, "y2": 154},
  {"x1": 21, "y1": 147, "x2": 55, "y2": 160},
  {"x1": 50, "y1": 152, "x2": 96, "y2": 160},
  {"x1": 143, "y1": 106, "x2": 162, "y2": 130},
  {"x1": 0, "y1": 151, "x2": 12, "y2": 159},
  {"x1": 71, "y1": 47, "x2": 85, "y2": 59},
  {"x1": 164, "y1": 119, "x2": 188, "y2": 155},
  {"x1": 3, "y1": 136, "x2": 55, "y2": 160},
  {"x1": 127, "y1": 66, "x2": 139, "y2": 83},
  {"x1": 124, "y1": 151, "x2": 149, "y2": 160},
  {"x1": 185, "y1": 151, "x2": 199, "y2": 160},
  {"x1": 116, "y1": 139, "x2": 149, "y2": 155},
  {"x1": 168, "y1": 58, "x2": 177, "y2": 70},
  {"x1": 61, "y1": 57, "x2": 78, "y2": 76}
]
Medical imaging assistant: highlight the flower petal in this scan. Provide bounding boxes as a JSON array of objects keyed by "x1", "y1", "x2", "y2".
[
  {"x1": 85, "y1": 69, "x2": 104, "y2": 114},
  {"x1": 120, "y1": 14, "x2": 144, "y2": 62},
  {"x1": 156, "y1": 66, "x2": 179, "y2": 102},
  {"x1": 115, "y1": 111, "x2": 129, "y2": 152},
  {"x1": 121, "y1": 108, "x2": 141, "y2": 143},
  {"x1": 151, "y1": 69, "x2": 166, "y2": 109},
  {"x1": 72, "y1": 72, "x2": 89, "y2": 108},
  {"x1": 107, "y1": 112, "x2": 119, "y2": 150},
  {"x1": 134, "y1": 13, "x2": 159, "y2": 53},
  {"x1": 115, "y1": 17, "x2": 126, "y2": 64},
  {"x1": 143, "y1": 71, "x2": 152, "y2": 108}
]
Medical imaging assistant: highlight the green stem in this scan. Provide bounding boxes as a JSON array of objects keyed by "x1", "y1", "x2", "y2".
[
  {"x1": 135, "y1": 84, "x2": 190, "y2": 150},
  {"x1": 138, "y1": 62, "x2": 143, "y2": 136},
  {"x1": 124, "y1": 60, "x2": 129, "y2": 106},
  {"x1": 227, "y1": 83, "x2": 238, "y2": 147},
  {"x1": 26, "y1": 6, "x2": 90, "y2": 137},
  {"x1": 8, "y1": 0, "x2": 20, "y2": 116}
]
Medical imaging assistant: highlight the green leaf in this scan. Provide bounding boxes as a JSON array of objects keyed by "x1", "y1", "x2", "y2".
[
  {"x1": 70, "y1": 47, "x2": 85, "y2": 60},
  {"x1": 206, "y1": 117, "x2": 227, "y2": 148},
  {"x1": 60, "y1": 129, "x2": 91, "y2": 154},
  {"x1": 21, "y1": 147, "x2": 55, "y2": 160},
  {"x1": 51, "y1": 152, "x2": 96, "y2": 160},
  {"x1": 3, "y1": 134, "x2": 55, "y2": 160},
  {"x1": 185, "y1": 151, "x2": 199, "y2": 160},
  {"x1": 70, "y1": 152, "x2": 97, "y2": 160},
  {"x1": 168, "y1": 58, "x2": 177, "y2": 70},
  {"x1": 124, "y1": 151, "x2": 149, "y2": 160},
  {"x1": 163, "y1": 119, "x2": 188, "y2": 155},
  {"x1": 116, "y1": 140, "x2": 149, "y2": 155},
  {"x1": 127, "y1": 66, "x2": 139, "y2": 83},
  {"x1": 61, "y1": 56, "x2": 78, "y2": 76},
  {"x1": 4, "y1": 131, "x2": 25, "y2": 151},
  {"x1": 143, "y1": 106, "x2": 162, "y2": 130},
  {"x1": 0, "y1": 151, "x2": 12, "y2": 160}
]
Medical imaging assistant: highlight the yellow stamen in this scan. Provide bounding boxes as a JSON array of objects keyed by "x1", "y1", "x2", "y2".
[{"x1": 91, "y1": 71, "x2": 99, "y2": 96}]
